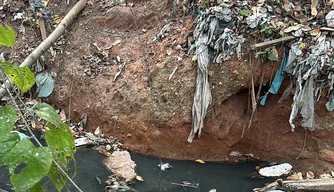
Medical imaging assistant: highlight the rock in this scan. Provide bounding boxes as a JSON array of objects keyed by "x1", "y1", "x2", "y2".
[
  {"x1": 103, "y1": 151, "x2": 137, "y2": 182},
  {"x1": 259, "y1": 163, "x2": 292, "y2": 177},
  {"x1": 287, "y1": 172, "x2": 303, "y2": 180},
  {"x1": 229, "y1": 151, "x2": 241, "y2": 157}
]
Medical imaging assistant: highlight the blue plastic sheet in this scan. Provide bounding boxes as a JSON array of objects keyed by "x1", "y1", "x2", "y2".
[{"x1": 260, "y1": 49, "x2": 288, "y2": 105}]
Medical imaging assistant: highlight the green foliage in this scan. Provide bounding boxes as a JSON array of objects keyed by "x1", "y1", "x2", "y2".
[
  {"x1": 267, "y1": 52, "x2": 279, "y2": 61},
  {"x1": 0, "y1": 133, "x2": 20, "y2": 166},
  {"x1": 0, "y1": 105, "x2": 16, "y2": 140},
  {"x1": 45, "y1": 123, "x2": 76, "y2": 168},
  {"x1": 0, "y1": 103, "x2": 76, "y2": 191},
  {"x1": 9, "y1": 139, "x2": 52, "y2": 192},
  {"x1": 0, "y1": 24, "x2": 16, "y2": 48},
  {"x1": 0, "y1": 61, "x2": 36, "y2": 94},
  {"x1": 48, "y1": 163, "x2": 67, "y2": 191},
  {"x1": 240, "y1": 9, "x2": 251, "y2": 16},
  {"x1": 29, "y1": 183, "x2": 45, "y2": 192},
  {"x1": 256, "y1": 47, "x2": 278, "y2": 61},
  {"x1": 35, "y1": 103, "x2": 62, "y2": 127},
  {"x1": 0, "y1": 24, "x2": 77, "y2": 192}
]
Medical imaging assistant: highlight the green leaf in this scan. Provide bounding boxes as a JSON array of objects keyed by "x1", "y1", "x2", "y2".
[
  {"x1": 48, "y1": 163, "x2": 67, "y2": 192},
  {"x1": 35, "y1": 103, "x2": 62, "y2": 127},
  {"x1": 268, "y1": 52, "x2": 279, "y2": 61},
  {"x1": 240, "y1": 9, "x2": 251, "y2": 16},
  {"x1": 0, "y1": 105, "x2": 16, "y2": 140},
  {"x1": 45, "y1": 123, "x2": 76, "y2": 168},
  {"x1": 9, "y1": 139, "x2": 52, "y2": 192},
  {"x1": 0, "y1": 61, "x2": 35, "y2": 93},
  {"x1": 256, "y1": 51, "x2": 266, "y2": 56},
  {"x1": 0, "y1": 24, "x2": 16, "y2": 48},
  {"x1": 264, "y1": 47, "x2": 272, "y2": 52},
  {"x1": 0, "y1": 132, "x2": 21, "y2": 166},
  {"x1": 29, "y1": 182, "x2": 46, "y2": 192},
  {"x1": 20, "y1": 66, "x2": 36, "y2": 93}
]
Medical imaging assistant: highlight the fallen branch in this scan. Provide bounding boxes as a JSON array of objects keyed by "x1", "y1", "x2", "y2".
[
  {"x1": 254, "y1": 179, "x2": 334, "y2": 192},
  {"x1": 38, "y1": 17, "x2": 55, "y2": 56},
  {"x1": 0, "y1": 0, "x2": 87, "y2": 99},
  {"x1": 252, "y1": 36, "x2": 296, "y2": 50}
]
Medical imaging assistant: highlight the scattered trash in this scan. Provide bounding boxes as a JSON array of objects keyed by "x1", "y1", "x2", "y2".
[
  {"x1": 74, "y1": 137, "x2": 90, "y2": 147},
  {"x1": 30, "y1": 0, "x2": 52, "y2": 19},
  {"x1": 229, "y1": 151, "x2": 242, "y2": 157},
  {"x1": 286, "y1": 172, "x2": 303, "y2": 180},
  {"x1": 168, "y1": 66, "x2": 178, "y2": 81},
  {"x1": 259, "y1": 163, "x2": 292, "y2": 177},
  {"x1": 35, "y1": 72, "x2": 54, "y2": 98},
  {"x1": 13, "y1": 12, "x2": 25, "y2": 21},
  {"x1": 195, "y1": 159, "x2": 205, "y2": 164},
  {"x1": 94, "y1": 126, "x2": 101, "y2": 135},
  {"x1": 306, "y1": 171, "x2": 314, "y2": 179},
  {"x1": 171, "y1": 181, "x2": 199, "y2": 188},
  {"x1": 105, "y1": 181, "x2": 137, "y2": 192},
  {"x1": 319, "y1": 173, "x2": 333, "y2": 179},
  {"x1": 59, "y1": 109, "x2": 66, "y2": 122},
  {"x1": 135, "y1": 175, "x2": 144, "y2": 181},
  {"x1": 96, "y1": 176, "x2": 102, "y2": 184},
  {"x1": 158, "y1": 162, "x2": 173, "y2": 171},
  {"x1": 112, "y1": 39, "x2": 122, "y2": 46},
  {"x1": 114, "y1": 62, "x2": 126, "y2": 81}
]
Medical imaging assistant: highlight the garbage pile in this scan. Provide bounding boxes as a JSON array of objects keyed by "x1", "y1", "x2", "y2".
[{"x1": 185, "y1": 0, "x2": 334, "y2": 141}]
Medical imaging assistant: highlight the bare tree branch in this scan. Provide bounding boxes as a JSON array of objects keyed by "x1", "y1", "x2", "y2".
[{"x1": 0, "y1": 0, "x2": 87, "y2": 99}]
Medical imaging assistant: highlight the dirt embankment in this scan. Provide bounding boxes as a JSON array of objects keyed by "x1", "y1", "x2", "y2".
[{"x1": 2, "y1": 0, "x2": 334, "y2": 173}]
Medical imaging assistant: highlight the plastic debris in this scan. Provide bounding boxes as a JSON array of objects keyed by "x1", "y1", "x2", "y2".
[
  {"x1": 195, "y1": 159, "x2": 205, "y2": 164},
  {"x1": 326, "y1": 10, "x2": 334, "y2": 28},
  {"x1": 259, "y1": 163, "x2": 292, "y2": 177},
  {"x1": 74, "y1": 137, "x2": 90, "y2": 147},
  {"x1": 30, "y1": 0, "x2": 52, "y2": 19},
  {"x1": 260, "y1": 48, "x2": 287, "y2": 105},
  {"x1": 36, "y1": 72, "x2": 54, "y2": 98},
  {"x1": 158, "y1": 162, "x2": 173, "y2": 171},
  {"x1": 171, "y1": 181, "x2": 199, "y2": 188},
  {"x1": 135, "y1": 175, "x2": 144, "y2": 181}
]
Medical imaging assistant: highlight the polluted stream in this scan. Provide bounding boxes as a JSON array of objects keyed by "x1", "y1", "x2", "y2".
[{"x1": 0, "y1": 148, "x2": 274, "y2": 192}]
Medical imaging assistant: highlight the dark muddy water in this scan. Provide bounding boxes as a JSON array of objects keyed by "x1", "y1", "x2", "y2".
[{"x1": 0, "y1": 148, "x2": 274, "y2": 192}]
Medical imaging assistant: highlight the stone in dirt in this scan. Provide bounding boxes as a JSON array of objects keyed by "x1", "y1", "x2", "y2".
[
  {"x1": 259, "y1": 163, "x2": 292, "y2": 177},
  {"x1": 103, "y1": 151, "x2": 137, "y2": 182}
]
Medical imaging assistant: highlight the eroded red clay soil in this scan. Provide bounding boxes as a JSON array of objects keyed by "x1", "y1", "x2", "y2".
[{"x1": 2, "y1": 0, "x2": 334, "y2": 174}]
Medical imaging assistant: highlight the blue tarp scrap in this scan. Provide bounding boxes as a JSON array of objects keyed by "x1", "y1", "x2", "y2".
[
  {"x1": 30, "y1": 0, "x2": 53, "y2": 19},
  {"x1": 260, "y1": 48, "x2": 288, "y2": 105}
]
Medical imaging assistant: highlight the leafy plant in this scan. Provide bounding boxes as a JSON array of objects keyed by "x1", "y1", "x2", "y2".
[
  {"x1": 0, "y1": 24, "x2": 16, "y2": 48},
  {"x1": 256, "y1": 47, "x2": 279, "y2": 61},
  {"x1": 240, "y1": 9, "x2": 252, "y2": 17},
  {"x1": 0, "y1": 24, "x2": 79, "y2": 191}
]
